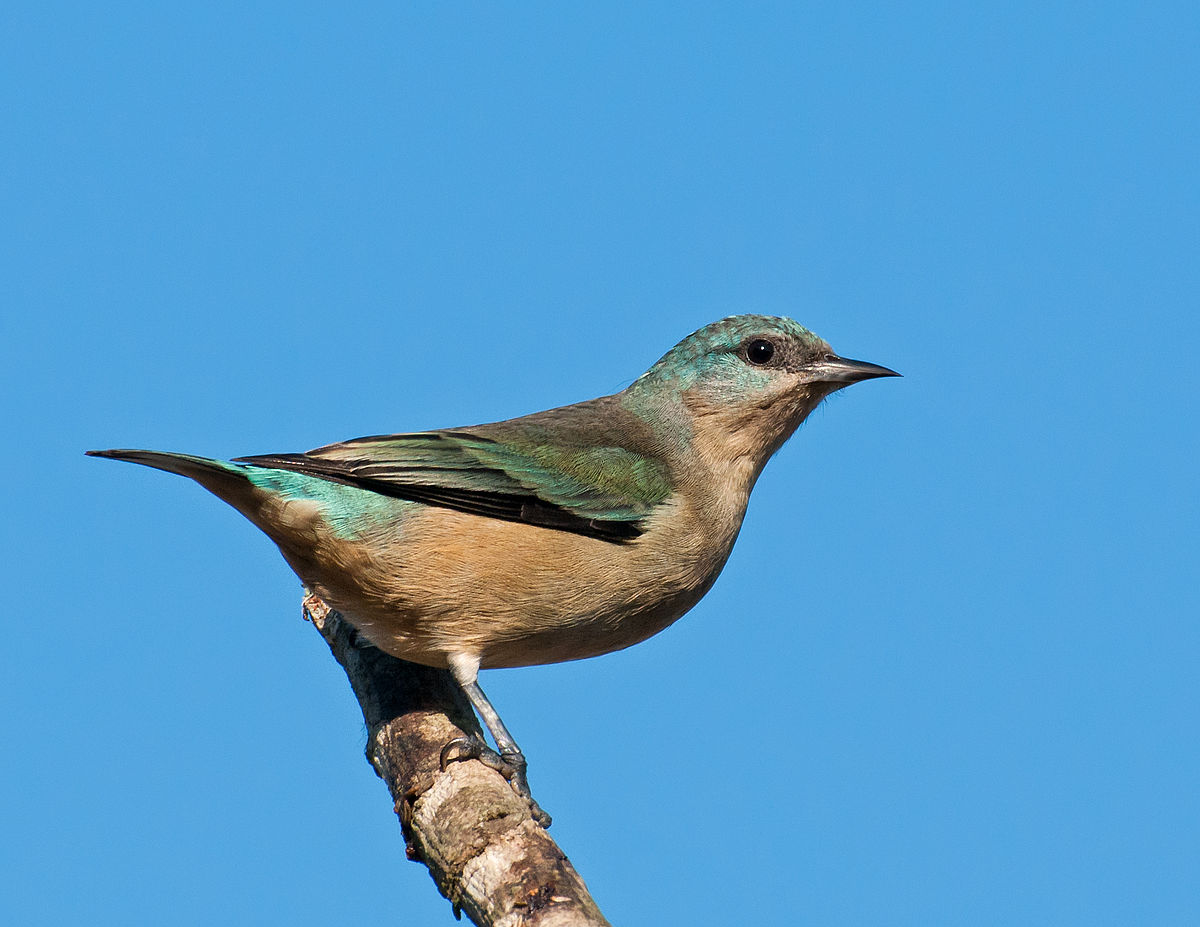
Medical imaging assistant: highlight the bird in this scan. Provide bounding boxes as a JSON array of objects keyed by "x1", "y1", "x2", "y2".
[{"x1": 89, "y1": 314, "x2": 898, "y2": 824}]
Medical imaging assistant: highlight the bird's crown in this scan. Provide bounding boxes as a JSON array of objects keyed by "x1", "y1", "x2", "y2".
[{"x1": 633, "y1": 314, "x2": 828, "y2": 392}]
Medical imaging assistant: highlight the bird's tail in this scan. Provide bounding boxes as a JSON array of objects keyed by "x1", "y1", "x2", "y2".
[
  {"x1": 86, "y1": 448, "x2": 259, "y2": 509},
  {"x1": 87, "y1": 447, "x2": 242, "y2": 481}
]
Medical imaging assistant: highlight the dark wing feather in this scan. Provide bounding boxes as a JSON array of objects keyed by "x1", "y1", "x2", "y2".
[{"x1": 234, "y1": 427, "x2": 671, "y2": 543}]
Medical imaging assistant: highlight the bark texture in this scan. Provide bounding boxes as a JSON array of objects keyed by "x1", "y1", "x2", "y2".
[{"x1": 305, "y1": 595, "x2": 611, "y2": 927}]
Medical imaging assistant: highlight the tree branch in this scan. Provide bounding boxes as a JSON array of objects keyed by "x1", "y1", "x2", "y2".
[{"x1": 303, "y1": 594, "x2": 611, "y2": 927}]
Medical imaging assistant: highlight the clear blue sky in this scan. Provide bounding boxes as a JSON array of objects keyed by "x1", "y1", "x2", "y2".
[{"x1": 4, "y1": 3, "x2": 1197, "y2": 925}]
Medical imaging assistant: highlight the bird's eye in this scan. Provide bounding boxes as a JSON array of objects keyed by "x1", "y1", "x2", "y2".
[{"x1": 746, "y1": 339, "x2": 776, "y2": 365}]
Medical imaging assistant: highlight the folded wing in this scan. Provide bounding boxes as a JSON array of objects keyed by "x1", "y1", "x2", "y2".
[{"x1": 235, "y1": 428, "x2": 672, "y2": 543}]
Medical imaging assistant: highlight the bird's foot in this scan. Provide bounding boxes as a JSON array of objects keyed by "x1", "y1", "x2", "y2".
[
  {"x1": 301, "y1": 590, "x2": 332, "y2": 626},
  {"x1": 439, "y1": 734, "x2": 552, "y2": 827}
]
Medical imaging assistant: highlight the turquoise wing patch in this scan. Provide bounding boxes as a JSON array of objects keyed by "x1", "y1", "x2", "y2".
[{"x1": 234, "y1": 430, "x2": 672, "y2": 542}]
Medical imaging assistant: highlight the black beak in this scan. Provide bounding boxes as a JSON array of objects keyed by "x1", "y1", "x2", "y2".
[{"x1": 809, "y1": 354, "x2": 901, "y2": 383}]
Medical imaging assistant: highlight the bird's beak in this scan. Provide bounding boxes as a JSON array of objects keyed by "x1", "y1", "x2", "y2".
[{"x1": 807, "y1": 355, "x2": 901, "y2": 383}]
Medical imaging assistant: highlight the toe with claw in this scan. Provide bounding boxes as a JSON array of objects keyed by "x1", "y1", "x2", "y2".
[{"x1": 439, "y1": 734, "x2": 552, "y2": 827}]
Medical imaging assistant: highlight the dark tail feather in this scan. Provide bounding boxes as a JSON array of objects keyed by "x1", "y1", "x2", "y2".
[{"x1": 86, "y1": 448, "x2": 256, "y2": 506}]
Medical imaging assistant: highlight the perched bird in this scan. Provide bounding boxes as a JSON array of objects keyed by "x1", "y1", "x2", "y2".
[{"x1": 90, "y1": 315, "x2": 897, "y2": 823}]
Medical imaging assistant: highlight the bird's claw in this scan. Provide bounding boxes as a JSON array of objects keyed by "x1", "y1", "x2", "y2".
[
  {"x1": 439, "y1": 733, "x2": 491, "y2": 770},
  {"x1": 439, "y1": 734, "x2": 552, "y2": 827},
  {"x1": 301, "y1": 590, "x2": 331, "y2": 626}
]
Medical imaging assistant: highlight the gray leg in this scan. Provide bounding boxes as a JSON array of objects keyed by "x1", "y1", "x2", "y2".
[
  {"x1": 440, "y1": 657, "x2": 551, "y2": 826},
  {"x1": 461, "y1": 678, "x2": 522, "y2": 759}
]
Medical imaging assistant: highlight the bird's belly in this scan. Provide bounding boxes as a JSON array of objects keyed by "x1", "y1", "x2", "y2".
[
  {"x1": 286, "y1": 502, "x2": 736, "y2": 670},
  {"x1": 475, "y1": 581, "x2": 708, "y2": 668}
]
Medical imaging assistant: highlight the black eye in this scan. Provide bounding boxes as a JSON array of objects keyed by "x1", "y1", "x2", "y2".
[{"x1": 746, "y1": 339, "x2": 776, "y2": 365}]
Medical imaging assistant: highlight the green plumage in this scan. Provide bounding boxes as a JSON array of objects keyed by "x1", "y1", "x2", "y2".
[{"x1": 235, "y1": 395, "x2": 674, "y2": 542}]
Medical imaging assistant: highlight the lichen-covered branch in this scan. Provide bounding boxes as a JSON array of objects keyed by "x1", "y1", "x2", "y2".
[{"x1": 304, "y1": 595, "x2": 611, "y2": 927}]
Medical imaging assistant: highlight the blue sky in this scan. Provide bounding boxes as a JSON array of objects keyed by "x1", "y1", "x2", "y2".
[{"x1": 3, "y1": 3, "x2": 1197, "y2": 924}]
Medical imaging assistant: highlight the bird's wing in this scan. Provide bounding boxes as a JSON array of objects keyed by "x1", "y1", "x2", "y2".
[{"x1": 234, "y1": 429, "x2": 672, "y2": 543}]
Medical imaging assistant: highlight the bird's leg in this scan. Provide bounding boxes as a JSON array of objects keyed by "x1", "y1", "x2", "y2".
[{"x1": 440, "y1": 654, "x2": 551, "y2": 826}]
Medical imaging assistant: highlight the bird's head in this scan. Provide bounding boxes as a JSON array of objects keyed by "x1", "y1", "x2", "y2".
[{"x1": 627, "y1": 314, "x2": 899, "y2": 474}]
